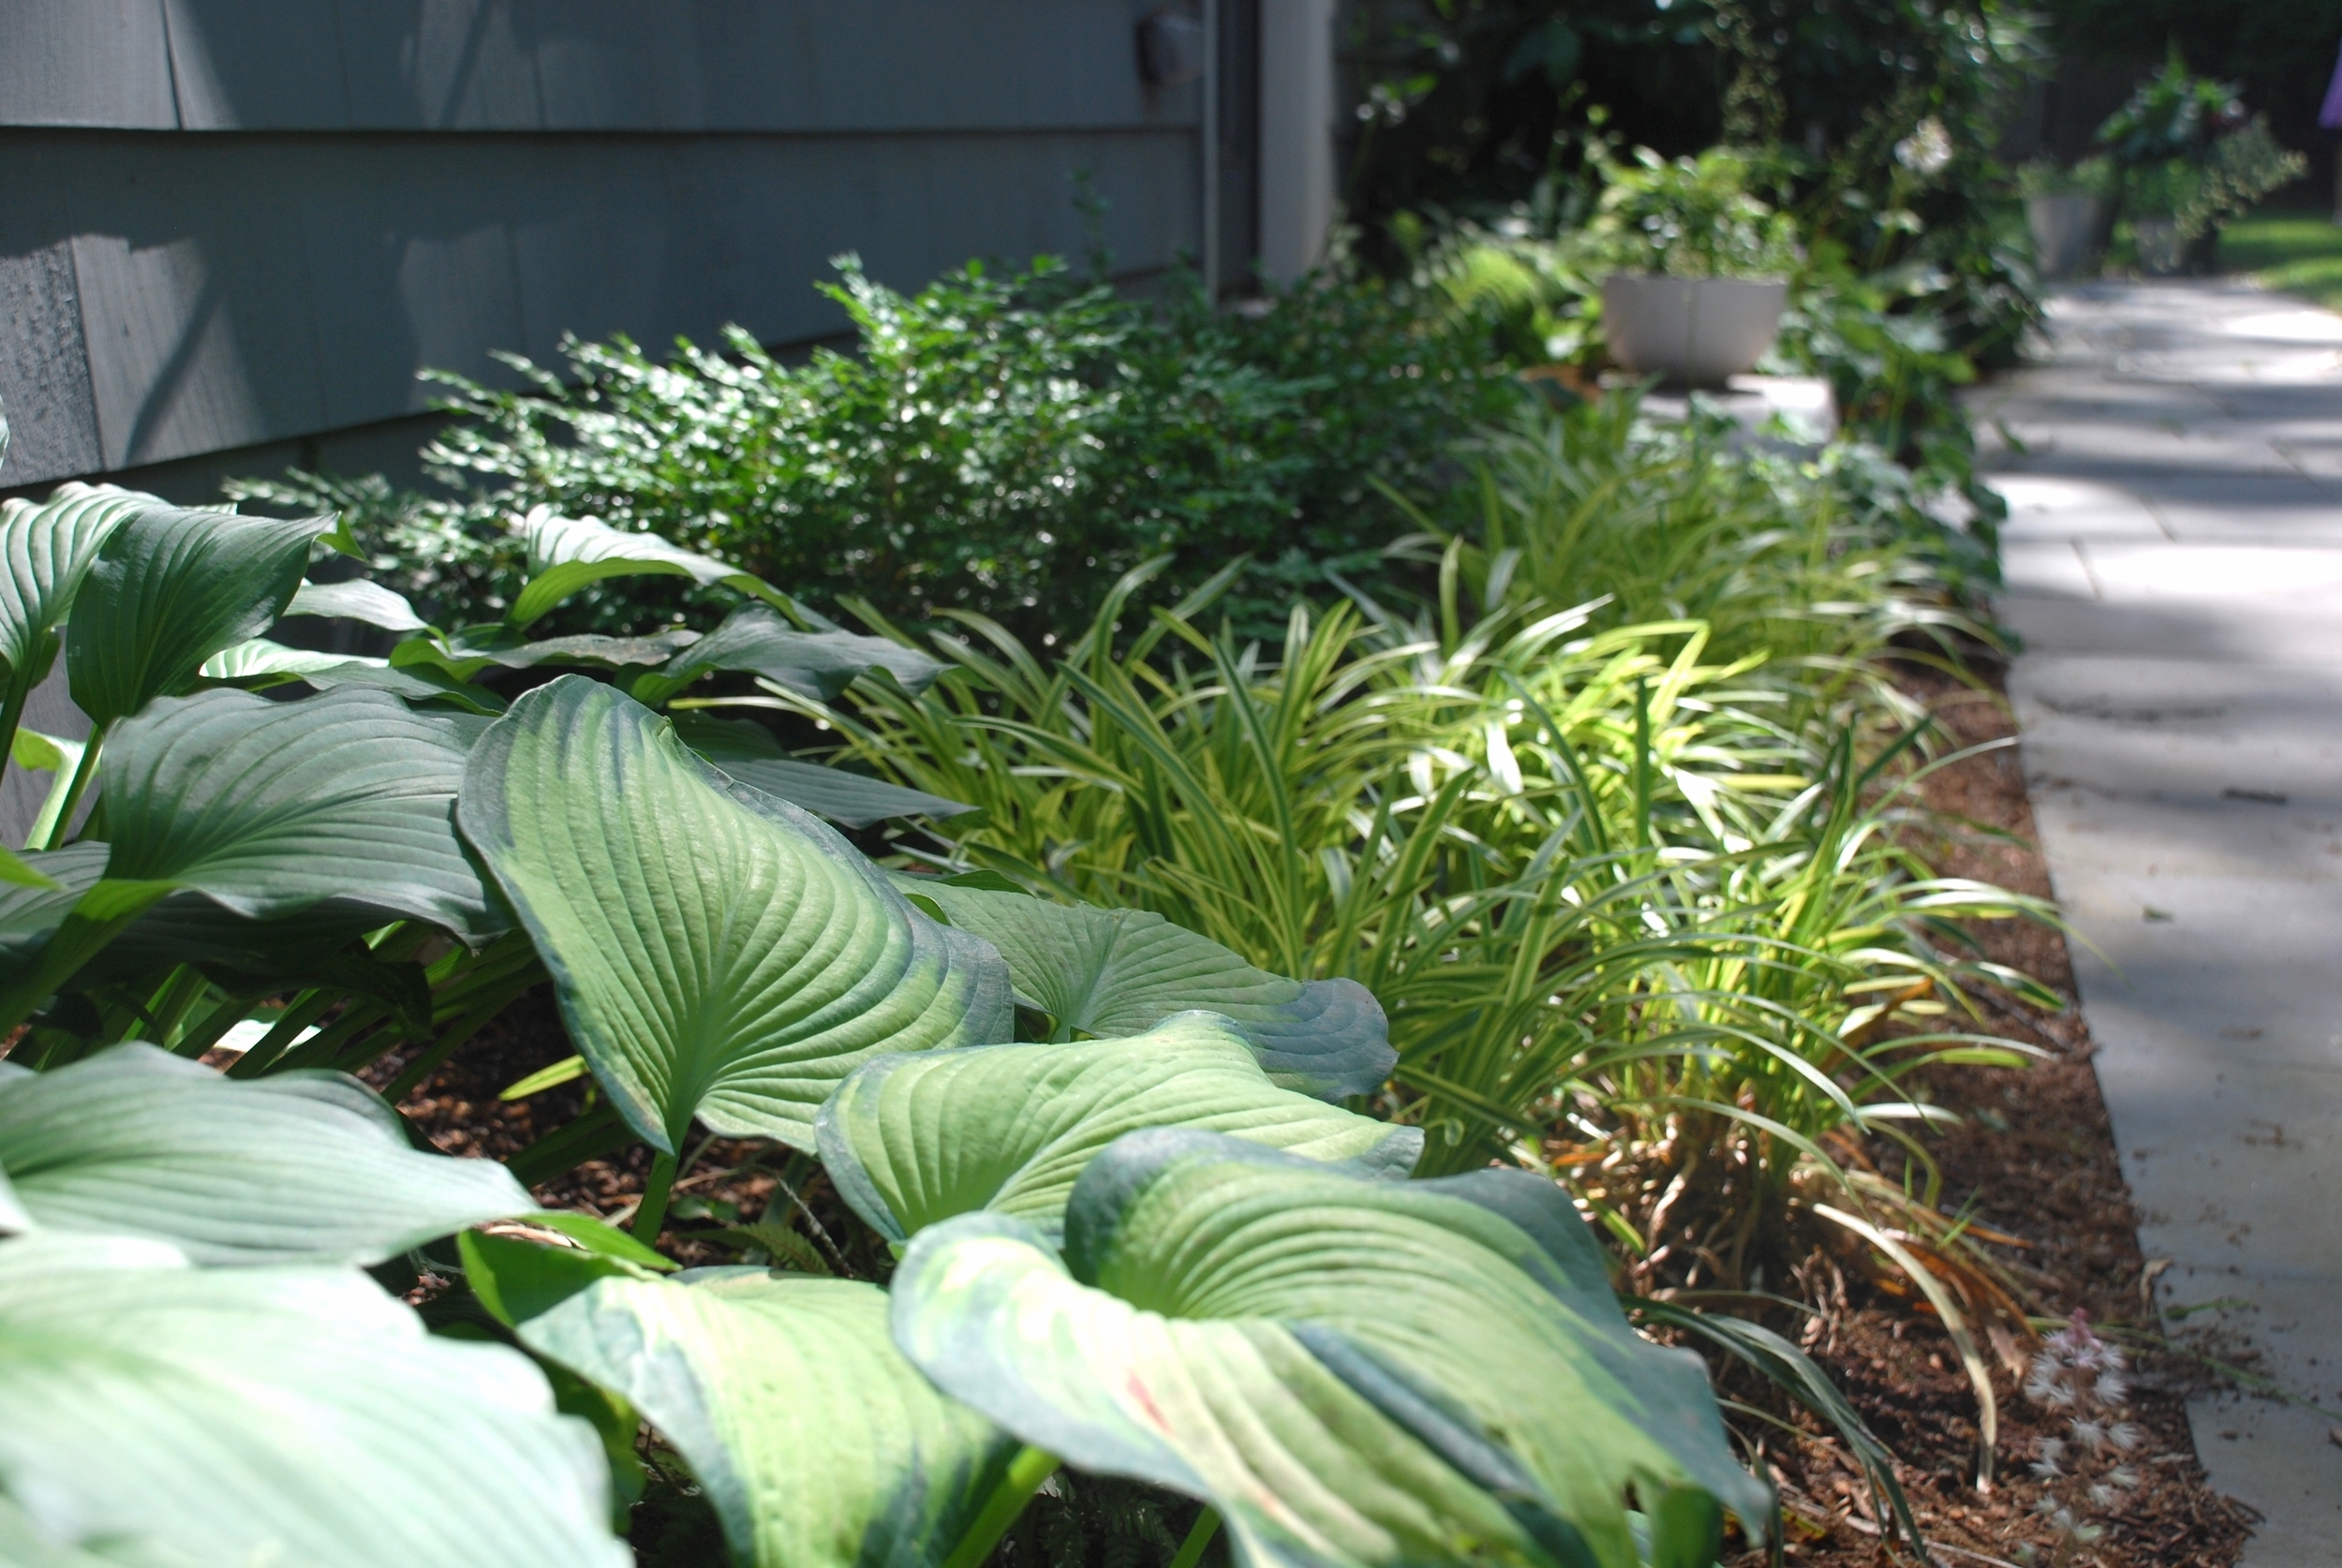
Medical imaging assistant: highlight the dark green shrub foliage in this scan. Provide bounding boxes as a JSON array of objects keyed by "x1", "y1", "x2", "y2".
[{"x1": 302, "y1": 259, "x2": 1515, "y2": 639}]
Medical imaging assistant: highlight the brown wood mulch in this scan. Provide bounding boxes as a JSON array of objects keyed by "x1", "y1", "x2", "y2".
[
  {"x1": 1724, "y1": 662, "x2": 2255, "y2": 1568},
  {"x1": 374, "y1": 662, "x2": 2261, "y2": 1568}
]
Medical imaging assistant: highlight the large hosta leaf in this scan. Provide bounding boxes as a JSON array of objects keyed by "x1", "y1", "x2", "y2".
[
  {"x1": 676, "y1": 714, "x2": 971, "y2": 827},
  {"x1": 200, "y1": 637, "x2": 502, "y2": 711},
  {"x1": 523, "y1": 1269, "x2": 1019, "y2": 1568},
  {"x1": 0, "y1": 484, "x2": 148, "y2": 689},
  {"x1": 0, "y1": 1044, "x2": 531, "y2": 1264},
  {"x1": 511, "y1": 509, "x2": 783, "y2": 629},
  {"x1": 67, "y1": 504, "x2": 332, "y2": 728},
  {"x1": 635, "y1": 603, "x2": 945, "y2": 704},
  {"x1": 894, "y1": 1132, "x2": 1767, "y2": 1568},
  {"x1": 99, "y1": 687, "x2": 502, "y2": 938},
  {"x1": 284, "y1": 576, "x2": 429, "y2": 631},
  {"x1": 0, "y1": 1232, "x2": 628, "y2": 1568},
  {"x1": 458, "y1": 676, "x2": 1010, "y2": 1153},
  {"x1": 0, "y1": 845, "x2": 104, "y2": 969},
  {"x1": 902, "y1": 880, "x2": 1394, "y2": 1099},
  {"x1": 819, "y1": 1014, "x2": 1419, "y2": 1245}
]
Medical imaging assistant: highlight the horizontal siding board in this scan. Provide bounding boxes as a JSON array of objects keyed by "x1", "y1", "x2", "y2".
[
  {"x1": 2, "y1": 129, "x2": 1197, "y2": 474},
  {"x1": 164, "y1": 0, "x2": 352, "y2": 130},
  {"x1": 2, "y1": 1, "x2": 1196, "y2": 134},
  {"x1": 0, "y1": 0, "x2": 176, "y2": 130},
  {"x1": 61, "y1": 141, "x2": 330, "y2": 469},
  {"x1": 295, "y1": 162, "x2": 530, "y2": 426},
  {"x1": 0, "y1": 145, "x2": 104, "y2": 485}
]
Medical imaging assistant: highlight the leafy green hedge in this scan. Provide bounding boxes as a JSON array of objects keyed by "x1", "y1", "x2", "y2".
[{"x1": 236, "y1": 259, "x2": 1518, "y2": 643}]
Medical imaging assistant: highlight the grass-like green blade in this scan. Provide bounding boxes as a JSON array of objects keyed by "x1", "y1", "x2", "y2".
[
  {"x1": 894, "y1": 1130, "x2": 1768, "y2": 1568},
  {"x1": 457, "y1": 675, "x2": 1011, "y2": 1153},
  {"x1": 0, "y1": 1232, "x2": 627, "y2": 1568},
  {"x1": 522, "y1": 1270, "x2": 1021, "y2": 1568},
  {"x1": 903, "y1": 880, "x2": 1394, "y2": 1098},
  {"x1": 0, "y1": 1044, "x2": 531, "y2": 1264},
  {"x1": 819, "y1": 1013, "x2": 1419, "y2": 1245}
]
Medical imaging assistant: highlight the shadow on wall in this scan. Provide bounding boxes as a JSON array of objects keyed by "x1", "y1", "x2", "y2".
[{"x1": 0, "y1": 0, "x2": 1203, "y2": 489}]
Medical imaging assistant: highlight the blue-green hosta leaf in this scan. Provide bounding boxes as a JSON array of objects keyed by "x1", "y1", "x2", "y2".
[
  {"x1": 511, "y1": 508, "x2": 783, "y2": 629},
  {"x1": 458, "y1": 675, "x2": 1011, "y2": 1153},
  {"x1": 522, "y1": 1270, "x2": 1020, "y2": 1568},
  {"x1": 0, "y1": 484, "x2": 150, "y2": 690},
  {"x1": 67, "y1": 504, "x2": 333, "y2": 729},
  {"x1": 0, "y1": 1044, "x2": 531, "y2": 1264},
  {"x1": 456, "y1": 629, "x2": 700, "y2": 672},
  {"x1": 635, "y1": 603, "x2": 945, "y2": 704},
  {"x1": 0, "y1": 847, "x2": 52, "y2": 893},
  {"x1": 901, "y1": 880, "x2": 1394, "y2": 1099},
  {"x1": 284, "y1": 576, "x2": 428, "y2": 631},
  {"x1": 819, "y1": 1013, "x2": 1419, "y2": 1246},
  {"x1": 100, "y1": 687, "x2": 503, "y2": 938},
  {"x1": 0, "y1": 845, "x2": 105, "y2": 969},
  {"x1": 675, "y1": 714, "x2": 971, "y2": 827},
  {"x1": 0, "y1": 1232, "x2": 628, "y2": 1568},
  {"x1": 894, "y1": 1132, "x2": 1767, "y2": 1568},
  {"x1": 199, "y1": 636, "x2": 502, "y2": 710}
]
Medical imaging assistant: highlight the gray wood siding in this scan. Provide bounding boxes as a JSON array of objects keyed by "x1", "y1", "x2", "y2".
[{"x1": 0, "y1": 3, "x2": 1218, "y2": 489}]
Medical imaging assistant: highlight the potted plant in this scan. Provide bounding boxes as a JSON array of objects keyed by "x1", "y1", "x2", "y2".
[
  {"x1": 2095, "y1": 53, "x2": 2305, "y2": 276},
  {"x1": 1576, "y1": 147, "x2": 1801, "y2": 387},
  {"x1": 2018, "y1": 158, "x2": 2115, "y2": 279}
]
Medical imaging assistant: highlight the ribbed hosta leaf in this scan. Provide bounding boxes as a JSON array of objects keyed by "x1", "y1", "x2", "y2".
[
  {"x1": 819, "y1": 1013, "x2": 1419, "y2": 1245},
  {"x1": 511, "y1": 508, "x2": 782, "y2": 629},
  {"x1": 67, "y1": 504, "x2": 332, "y2": 728},
  {"x1": 0, "y1": 845, "x2": 105, "y2": 969},
  {"x1": 635, "y1": 603, "x2": 945, "y2": 703},
  {"x1": 523, "y1": 1270, "x2": 1019, "y2": 1568},
  {"x1": 200, "y1": 637, "x2": 501, "y2": 711},
  {"x1": 0, "y1": 484, "x2": 148, "y2": 688},
  {"x1": 676, "y1": 714, "x2": 971, "y2": 827},
  {"x1": 0, "y1": 1233, "x2": 627, "y2": 1568},
  {"x1": 284, "y1": 577, "x2": 428, "y2": 631},
  {"x1": 894, "y1": 1132, "x2": 1767, "y2": 1568},
  {"x1": 902, "y1": 880, "x2": 1394, "y2": 1099},
  {"x1": 100, "y1": 688, "x2": 502, "y2": 938},
  {"x1": 0, "y1": 1045, "x2": 531, "y2": 1264},
  {"x1": 458, "y1": 676, "x2": 1011, "y2": 1152}
]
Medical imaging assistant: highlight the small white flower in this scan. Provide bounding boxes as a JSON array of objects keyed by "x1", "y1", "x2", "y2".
[
  {"x1": 2072, "y1": 1419, "x2": 2108, "y2": 1452},
  {"x1": 2109, "y1": 1466, "x2": 2141, "y2": 1490},
  {"x1": 2095, "y1": 1370, "x2": 2130, "y2": 1405},
  {"x1": 1892, "y1": 117, "x2": 1954, "y2": 177},
  {"x1": 2109, "y1": 1421, "x2": 2144, "y2": 1453}
]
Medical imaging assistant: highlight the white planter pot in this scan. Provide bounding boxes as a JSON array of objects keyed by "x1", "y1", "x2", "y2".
[
  {"x1": 2026, "y1": 193, "x2": 2104, "y2": 278},
  {"x1": 1600, "y1": 274, "x2": 1788, "y2": 388}
]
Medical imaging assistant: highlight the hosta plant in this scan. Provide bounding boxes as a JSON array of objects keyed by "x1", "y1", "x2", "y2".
[{"x1": 0, "y1": 481, "x2": 1771, "y2": 1567}]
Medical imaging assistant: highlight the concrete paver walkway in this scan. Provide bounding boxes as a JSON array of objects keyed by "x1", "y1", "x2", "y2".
[{"x1": 1972, "y1": 281, "x2": 2342, "y2": 1562}]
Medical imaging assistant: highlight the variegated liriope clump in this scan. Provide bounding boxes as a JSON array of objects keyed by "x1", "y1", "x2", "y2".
[{"x1": 2021, "y1": 1311, "x2": 2144, "y2": 1563}]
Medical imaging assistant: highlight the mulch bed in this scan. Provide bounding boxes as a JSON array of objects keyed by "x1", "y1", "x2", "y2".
[
  {"x1": 371, "y1": 661, "x2": 2260, "y2": 1568},
  {"x1": 1724, "y1": 661, "x2": 2254, "y2": 1568}
]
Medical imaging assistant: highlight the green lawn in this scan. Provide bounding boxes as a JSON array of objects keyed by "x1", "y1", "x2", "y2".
[{"x1": 2220, "y1": 209, "x2": 2342, "y2": 310}]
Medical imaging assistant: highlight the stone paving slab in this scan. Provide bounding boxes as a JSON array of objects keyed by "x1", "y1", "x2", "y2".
[{"x1": 1977, "y1": 280, "x2": 2342, "y2": 1561}]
